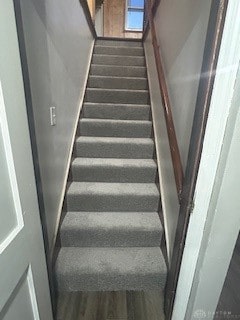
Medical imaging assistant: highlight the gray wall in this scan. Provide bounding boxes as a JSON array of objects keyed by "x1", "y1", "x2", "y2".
[
  {"x1": 144, "y1": 0, "x2": 211, "y2": 261},
  {"x1": 154, "y1": 0, "x2": 211, "y2": 170},
  {"x1": 19, "y1": 0, "x2": 94, "y2": 254}
]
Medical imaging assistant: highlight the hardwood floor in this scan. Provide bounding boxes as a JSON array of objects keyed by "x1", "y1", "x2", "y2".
[{"x1": 56, "y1": 290, "x2": 165, "y2": 320}]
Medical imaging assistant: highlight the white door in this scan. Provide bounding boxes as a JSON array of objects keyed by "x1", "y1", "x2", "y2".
[{"x1": 0, "y1": 1, "x2": 53, "y2": 319}]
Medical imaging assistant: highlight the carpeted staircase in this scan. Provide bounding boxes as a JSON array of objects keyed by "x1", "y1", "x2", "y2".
[{"x1": 55, "y1": 38, "x2": 167, "y2": 292}]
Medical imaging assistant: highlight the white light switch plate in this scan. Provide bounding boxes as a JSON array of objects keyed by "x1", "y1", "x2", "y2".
[{"x1": 50, "y1": 106, "x2": 56, "y2": 126}]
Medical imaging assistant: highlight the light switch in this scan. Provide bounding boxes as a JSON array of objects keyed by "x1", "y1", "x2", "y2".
[{"x1": 50, "y1": 106, "x2": 56, "y2": 126}]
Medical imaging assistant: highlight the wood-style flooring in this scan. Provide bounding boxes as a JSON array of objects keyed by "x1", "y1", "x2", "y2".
[{"x1": 56, "y1": 290, "x2": 165, "y2": 320}]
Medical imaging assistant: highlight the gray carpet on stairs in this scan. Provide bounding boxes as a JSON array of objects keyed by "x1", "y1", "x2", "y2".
[
  {"x1": 56, "y1": 247, "x2": 166, "y2": 291},
  {"x1": 82, "y1": 103, "x2": 151, "y2": 120},
  {"x1": 56, "y1": 38, "x2": 167, "y2": 292},
  {"x1": 60, "y1": 211, "x2": 162, "y2": 247},
  {"x1": 71, "y1": 158, "x2": 157, "y2": 182},
  {"x1": 79, "y1": 118, "x2": 152, "y2": 137}
]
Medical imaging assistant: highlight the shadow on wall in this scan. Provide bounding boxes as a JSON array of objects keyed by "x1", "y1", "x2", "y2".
[
  {"x1": 155, "y1": 0, "x2": 212, "y2": 170},
  {"x1": 16, "y1": 0, "x2": 94, "y2": 256}
]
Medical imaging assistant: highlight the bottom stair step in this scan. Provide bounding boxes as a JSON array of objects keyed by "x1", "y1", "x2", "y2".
[{"x1": 56, "y1": 247, "x2": 167, "y2": 291}]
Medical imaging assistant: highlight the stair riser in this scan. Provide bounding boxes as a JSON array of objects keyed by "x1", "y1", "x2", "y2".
[
  {"x1": 56, "y1": 246, "x2": 167, "y2": 292},
  {"x1": 85, "y1": 89, "x2": 149, "y2": 104},
  {"x1": 90, "y1": 65, "x2": 146, "y2": 78},
  {"x1": 94, "y1": 46, "x2": 144, "y2": 56},
  {"x1": 83, "y1": 104, "x2": 151, "y2": 120},
  {"x1": 88, "y1": 76, "x2": 148, "y2": 90},
  {"x1": 96, "y1": 40, "x2": 143, "y2": 47},
  {"x1": 79, "y1": 121, "x2": 152, "y2": 138},
  {"x1": 92, "y1": 54, "x2": 145, "y2": 67},
  {"x1": 75, "y1": 141, "x2": 154, "y2": 158},
  {"x1": 71, "y1": 164, "x2": 157, "y2": 182},
  {"x1": 61, "y1": 229, "x2": 161, "y2": 247},
  {"x1": 57, "y1": 273, "x2": 164, "y2": 292},
  {"x1": 67, "y1": 194, "x2": 159, "y2": 212}
]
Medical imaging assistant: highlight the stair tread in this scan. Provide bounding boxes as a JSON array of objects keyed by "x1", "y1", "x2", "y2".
[
  {"x1": 79, "y1": 117, "x2": 152, "y2": 137},
  {"x1": 56, "y1": 247, "x2": 167, "y2": 290},
  {"x1": 89, "y1": 75, "x2": 147, "y2": 80},
  {"x1": 94, "y1": 45, "x2": 143, "y2": 50},
  {"x1": 93, "y1": 54, "x2": 144, "y2": 59},
  {"x1": 91, "y1": 64, "x2": 146, "y2": 69},
  {"x1": 92, "y1": 54, "x2": 145, "y2": 67},
  {"x1": 94, "y1": 46, "x2": 144, "y2": 57},
  {"x1": 85, "y1": 88, "x2": 149, "y2": 104},
  {"x1": 83, "y1": 102, "x2": 151, "y2": 120},
  {"x1": 60, "y1": 211, "x2": 162, "y2": 247},
  {"x1": 71, "y1": 158, "x2": 157, "y2": 183},
  {"x1": 80, "y1": 118, "x2": 151, "y2": 124},
  {"x1": 83, "y1": 103, "x2": 151, "y2": 120},
  {"x1": 75, "y1": 136, "x2": 154, "y2": 159},
  {"x1": 72, "y1": 157, "x2": 157, "y2": 167},
  {"x1": 90, "y1": 64, "x2": 147, "y2": 78},
  {"x1": 76, "y1": 136, "x2": 154, "y2": 143},
  {"x1": 67, "y1": 182, "x2": 159, "y2": 196},
  {"x1": 84, "y1": 102, "x2": 150, "y2": 107},
  {"x1": 88, "y1": 75, "x2": 148, "y2": 90},
  {"x1": 61, "y1": 211, "x2": 162, "y2": 233},
  {"x1": 96, "y1": 39, "x2": 143, "y2": 47},
  {"x1": 87, "y1": 87, "x2": 148, "y2": 93},
  {"x1": 67, "y1": 181, "x2": 159, "y2": 211}
]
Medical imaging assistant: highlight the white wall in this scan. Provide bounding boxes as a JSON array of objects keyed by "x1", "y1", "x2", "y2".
[
  {"x1": 186, "y1": 78, "x2": 240, "y2": 317},
  {"x1": 154, "y1": 0, "x2": 211, "y2": 170},
  {"x1": 19, "y1": 0, "x2": 94, "y2": 254}
]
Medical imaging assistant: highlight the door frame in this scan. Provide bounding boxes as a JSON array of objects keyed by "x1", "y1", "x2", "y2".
[
  {"x1": 12, "y1": 0, "x2": 56, "y2": 309},
  {"x1": 164, "y1": 0, "x2": 229, "y2": 319},
  {"x1": 0, "y1": 0, "x2": 53, "y2": 317}
]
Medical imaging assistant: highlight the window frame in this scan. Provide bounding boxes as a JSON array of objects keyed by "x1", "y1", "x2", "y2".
[{"x1": 125, "y1": 0, "x2": 144, "y2": 32}]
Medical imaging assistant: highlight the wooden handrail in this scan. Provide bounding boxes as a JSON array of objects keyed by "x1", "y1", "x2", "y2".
[
  {"x1": 79, "y1": 0, "x2": 97, "y2": 39},
  {"x1": 143, "y1": 0, "x2": 160, "y2": 40},
  {"x1": 145, "y1": 0, "x2": 184, "y2": 200}
]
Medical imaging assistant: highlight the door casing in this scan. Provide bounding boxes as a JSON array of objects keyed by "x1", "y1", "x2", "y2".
[{"x1": 0, "y1": 1, "x2": 53, "y2": 318}]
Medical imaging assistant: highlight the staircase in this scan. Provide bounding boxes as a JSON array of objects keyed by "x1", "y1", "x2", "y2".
[{"x1": 55, "y1": 39, "x2": 167, "y2": 292}]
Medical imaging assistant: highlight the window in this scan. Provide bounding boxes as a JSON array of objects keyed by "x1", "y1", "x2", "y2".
[{"x1": 125, "y1": 0, "x2": 144, "y2": 31}]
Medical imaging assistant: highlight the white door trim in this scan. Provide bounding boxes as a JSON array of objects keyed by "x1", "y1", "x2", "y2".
[
  {"x1": 0, "y1": 83, "x2": 24, "y2": 254},
  {"x1": 0, "y1": 1, "x2": 53, "y2": 318}
]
